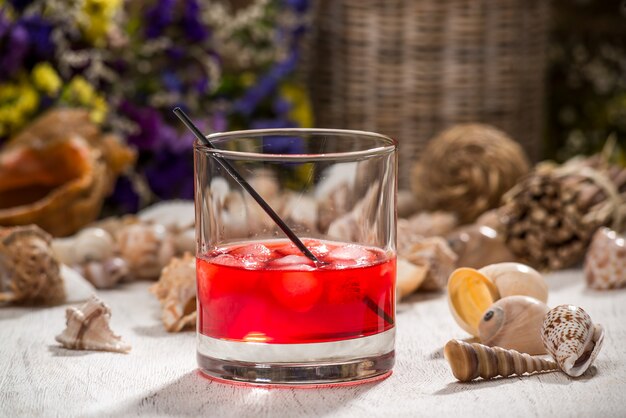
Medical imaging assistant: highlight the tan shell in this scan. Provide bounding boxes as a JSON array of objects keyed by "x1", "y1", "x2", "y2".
[
  {"x1": 447, "y1": 224, "x2": 516, "y2": 269},
  {"x1": 55, "y1": 295, "x2": 131, "y2": 353},
  {"x1": 0, "y1": 225, "x2": 65, "y2": 305},
  {"x1": 478, "y1": 295, "x2": 550, "y2": 355},
  {"x1": 584, "y1": 227, "x2": 626, "y2": 290},
  {"x1": 444, "y1": 339, "x2": 558, "y2": 382},
  {"x1": 404, "y1": 237, "x2": 457, "y2": 291},
  {"x1": 150, "y1": 253, "x2": 196, "y2": 332},
  {"x1": 541, "y1": 305, "x2": 605, "y2": 377},
  {"x1": 0, "y1": 109, "x2": 135, "y2": 236},
  {"x1": 447, "y1": 268, "x2": 500, "y2": 336},
  {"x1": 479, "y1": 262, "x2": 548, "y2": 303},
  {"x1": 138, "y1": 201, "x2": 196, "y2": 255},
  {"x1": 116, "y1": 223, "x2": 176, "y2": 280},
  {"x1": 396, "y1": 257, "x2": 428, "y2": 300}
]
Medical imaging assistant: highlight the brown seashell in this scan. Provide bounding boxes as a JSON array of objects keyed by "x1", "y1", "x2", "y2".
[
  {"x1": 0, "y1": 109, "x2": 135, "y2": 236},
  {"x1": 444, "y1": 339, "x2": 558, "y2": 382},
  {"x1": 404, "y1": 237, "x2": 457, "y2": 291},
  {"x1": 478, "y1": 296, "x2": 550, "y2": 355},
  {"x1": 116, "y1": 223, "x2": 176, "y2": 280},
  {"x1": 584, "y1": 227, "x2": 626, "y2": 290},
  {"x1": 0, "y1": 225, "x2": 65, "y2": 305},
  {"x1": 447, "y1": 224, "x2": 516, "y2": 269},
  {"x1": 541, "y1": 305, "x2": 605, "y2": 377},
  {"x1": 150, "y1": 253, "x2": 196, "y2": 332},
  {"x1": 55, "y1": 295, "x2": 131, "y2": 353}
]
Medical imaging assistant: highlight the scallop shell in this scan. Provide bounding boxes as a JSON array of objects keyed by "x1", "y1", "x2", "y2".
[
  {"x1": 116, "y1": 223, "x2": 176, "y2": 280},
  {"x1": 479, "y1": 263, "x2": 548, "y2": 303},
  {"x1": 0, "y1": 225, "x2": 65, "y2": 305},
  {"x1": 584, "y1": 227, "x2": 626, "y2": 290},
  {"x1": 444, "y1": 339, "x2": 558, "y2": 382},
  {"x1": 150, "y1": 253, "x2": 196, "y2": 332},
  {"x1": 55, "y1": 295, "x2": 131, "y2": 353},
  {"x1": 0, "y1": 109, "x2": 134, "y2": 236},
  {"x1": 541, "y1": 305, "x2": 605, "y2": 377},
  {"x1": 478, "y1": 295, "x2": 550, "y2": 354}
]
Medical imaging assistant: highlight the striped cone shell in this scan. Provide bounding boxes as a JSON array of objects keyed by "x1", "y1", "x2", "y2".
[{"x1": 541, "y1": 305, "x2": 605, "y2": 377}]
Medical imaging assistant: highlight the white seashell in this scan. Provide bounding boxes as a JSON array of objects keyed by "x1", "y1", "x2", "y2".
[
  {"x1": 138, "y1": 200, "x2": 195, "y2": 232},
  {"x1": 479, "y1": 262, "x2": 548, "y2": 303},
  {"x1": 52, "y1": 227, "x2": 115, "y2": 266},
  {"x1": 478, "y1": 295, "x2": 549, "y2": 355},
  {"x1": 584, "y1": 227, "x2": 626, "y2": 290},
  {"x1": 396, "y1": 257, "x2": 427, "y2": 299},
  {"x1": 116, "y1": 223, "x2": 176, "y2": 280},
  {"x1": 541, "y1": 305, "x2": 605, "y2": 377},
  {"x1": 56, "y1": 295, "x2": 131, "y2": 353},
  {"x1": 61, "y1": 264, "x2": 96, "y2": 303},
  {"x1": 173, "y1": 228, "x2": 196, "y2": 255},
  {"x1": 150, "y1": 253, "x2": 196, "y2": 332},
  {"x1": 78, "y1": 257, "x2": 129, "y2": 289}
]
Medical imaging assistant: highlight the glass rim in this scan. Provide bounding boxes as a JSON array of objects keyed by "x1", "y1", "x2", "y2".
[{"x1": 195, "y1": 128, "x2": 397, "y2": 161}]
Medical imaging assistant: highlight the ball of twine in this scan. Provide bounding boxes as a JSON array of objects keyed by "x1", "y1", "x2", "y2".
[{"x1": 411, "y1": 124, "x2": 530, "y2": 224}]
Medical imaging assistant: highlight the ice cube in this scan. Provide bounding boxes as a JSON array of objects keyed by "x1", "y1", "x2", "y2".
[
  {"x1": 269, "y1": 272, "x2": 322, "y2": 312},
  {"x1": 270, "y1": 255, "x2": 315, "y2": 268},
  {"x1": 328, "y1": 245, "x2": 375, "y2": 264},
  {"x1": 230, "y1": 243, "x2": 276, "y2": 262},
  {"x1": 210, "y1": 254, "x2": 245, "y2": 268}
]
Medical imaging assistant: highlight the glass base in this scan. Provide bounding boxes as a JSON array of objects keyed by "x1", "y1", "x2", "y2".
[{"x1": 197, "y1": 328, "x2": 395, "y2": 386}]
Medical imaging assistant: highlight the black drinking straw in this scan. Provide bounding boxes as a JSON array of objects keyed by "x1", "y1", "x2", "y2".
[{"x1": 174, "y1": 107, "x2": 393, "y2": 326}]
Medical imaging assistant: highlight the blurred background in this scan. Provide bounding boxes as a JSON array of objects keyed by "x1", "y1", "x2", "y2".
[{"x1": 0, "y1": 0, "x2": 624, "y2": 216}]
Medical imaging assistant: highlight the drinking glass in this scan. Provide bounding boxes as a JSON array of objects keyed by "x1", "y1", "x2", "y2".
[{"x1": 194, "y1": 128, "x2": 397, "y2": 385}]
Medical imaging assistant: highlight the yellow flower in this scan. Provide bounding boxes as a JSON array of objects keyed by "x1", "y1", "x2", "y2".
[
  {"x1": 280, "y1": 83, "x2": 313, "y2": 128},
  {"x1": 79, "y1": 0, "x2": 123, "y2": 46},
  {"x1": 32, "y1": 62, "x2": 62, "y2": 95},
  {"x1": 0, "y1": 77, "x2": 40, "y2": 136},
  {"x1": 90, "y1": 95, "x2": 109, "y2": 124},
  {"x1": 63, "y1": 76, "x2": 96, "y2": 105},
  {"x1": 240, "y1": 72, "x2": 256, "y2": 88}
]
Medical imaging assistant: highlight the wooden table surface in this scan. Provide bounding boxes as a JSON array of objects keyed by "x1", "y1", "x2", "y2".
[{"x1": 1, "y1": 269, "x2": 625, "y2": 418}]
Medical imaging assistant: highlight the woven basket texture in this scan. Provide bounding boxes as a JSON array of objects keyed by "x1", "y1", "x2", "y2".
[{"x1": 307, "y1": 0, "x2": 549, "y2": 188}]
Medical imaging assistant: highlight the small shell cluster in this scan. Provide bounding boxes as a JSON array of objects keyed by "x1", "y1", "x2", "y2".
[
  {"x1": 56, "y1": 295, "x2": 131, "y2": 353},
  {"x1": 0, "y1": 225, "x2": 65, "y2": 305},
  {"x1": 150, "y1": 253, "x2": 196, "y2": 332},
  {"x1": 541, "y1": 305, "x2": 605, "y2": 377},
  {"x1": 584, "y1": 227, "x2": 626, "y2": 290}
]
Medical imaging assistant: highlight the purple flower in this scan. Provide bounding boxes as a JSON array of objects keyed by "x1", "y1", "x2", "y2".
[
  {"x1": 145, "y1": 147, "x2": 194, "y2": 200},
  {"x1": 108, "y1": 176, "x2": 140, "y2": 214},
  {"x1": 119, "y1": 101, "x2": 166, "y2": 150},
  {"x1": 145, "y1": 0, "x2": 175, "y2": 39},
  {"x1": 284, "y1": 0, "x2": 309, "y2": 13},
  {"x1": 162, "y1": 70, "x2": 183, "y2": 92},
  {"x1": 0, "y1": 22, "x2": 28, "y2": 78},
  {"x1": 182, "y1": 0, "x2": 209, "y2": 42},
  {"x1": 8, "y1": 0, "x2": 35, "y2": 12},
  {"x1": 21, "y1": 16, "x2": 53, "y2": 60}
]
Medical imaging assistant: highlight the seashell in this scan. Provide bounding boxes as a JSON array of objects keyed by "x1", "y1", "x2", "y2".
[
  {"x1": 444, "y1": 339, "x2": 558, "y2": 382},
  {"x1": 396, "y1": 257, "x2": 428, "y2": 300},
  {"x1": 116, "y1": 223, "x2": 176, "y2": 280},
  {"x1": 447, "y1": 268, "x2": 500, "y2": 336},
  {"x1": 479, "y1": 263, "x2": 548, "y2": 303},
  {"x1": 447, "y1": 264, "x2": 548, "y2": 337},
  {"x1": 150, "y1": 253, "x2": 196, "y2": 332},
  {"x1": 280, "y1": 192, "x2": 319, "y2": 234},
  {"x1": 77, "y1": 257, "x2": 129, "y2": 289},
  {"x1": 0, "y1": 109, "x2": 134, "y2": 236},
  {"x1": 404, "y1": 237, "x2": 457, "y2": 291},
  {"x1": 61, "y1": 264, "x2": 97, "y2": 304},
  {"x1": 541, "y1": 305, "x2": 605, "y2": 377},
  {"x1": 397, "y1": 189, "x2": 418, "y2": 218},
  {"x1": 327, "y1": 183, "x2": 381, "y2": 245},
  {"x1": 447, "y1": 224, "x2": 516, "y2": 269},
  {"x1": 0, "y1": 225, "x2": 65, "y2": 305},
  {"x1": 52, "y1": 227, "x2": 116, "y2": 266},
  {"x1": 584, "y1": 227, "x2": 626, "y2": 290},
  {"x1": 478, "y1": 295, "x2": 550, "y2": 355},
  {"x1": 173, "y1": 228, "x2": 196, "y2": 255},
  {"x1": 398, "y1": 211, "x2": 458, "y2": 254},
  {"x1": 138, "y1": 200, "x2": 195, "y2": 232},
  {"x1": 55, "y1": 295, "x2": 131, "y2": 353}
]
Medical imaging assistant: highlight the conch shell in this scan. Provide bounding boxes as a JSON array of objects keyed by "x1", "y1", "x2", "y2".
[
  {"x1": 56, "y1": 295, "x2": 131, "y2": 353},
  {"x1": 541, "y1": 305, "x2": 605, "y2": 377},
  {"x1": 447, "y1": 264, "x2": 548, "y2": 336},
  {"x1": 478, "y1": 296, "x2": 550, "y2": 355},
  {"x1": 116, "y1": 223, "x2": 176, "y2": 280},
  {"x1": 444, "y1": 339, "x2": 558, "y2": 382},
  {"x1": 403, "y1": 237, "x2": 457, "y2": 291},
  {"x1": 150, "y1": 253, "x2": 196, "y2": 332},
  {"x1": 584, "y1": 227, "x2": 626, "y2": 290},
  {"x1": 0, "y1": 109, "x2": 135, "y2": 236},
  {"x1": 0, "y1": 225, "x2": 65, "y2": 305}
]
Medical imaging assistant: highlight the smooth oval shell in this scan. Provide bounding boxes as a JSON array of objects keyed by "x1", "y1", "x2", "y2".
[
  {"x1": 447, "y1": 268, "x2": 500, "y2": 336},
  {"x1": 478, "y1": 295, "x2": 549, "y2": 355},
  {"x1": 584, "y1": 227, "x2": 626, "y2": 290},
  {"x1": 541, "y1": 305, "x2": 605, "y2": 377},
  {"x1": 479, "y1": 262, "x2": 548, "y2": 303}
]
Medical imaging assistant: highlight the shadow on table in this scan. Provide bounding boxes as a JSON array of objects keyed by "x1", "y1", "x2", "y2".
[
  {"x1": 96, "y1": 370, "x2": 383, "y2": 417},
  {"x1": 48, "y1": 345, "x2": 95, "y2": 357}
]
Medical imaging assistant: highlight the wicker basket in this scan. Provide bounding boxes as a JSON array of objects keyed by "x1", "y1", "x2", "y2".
[{"x1": 307, "y1": 0, "x2": 549, "y2": 188}]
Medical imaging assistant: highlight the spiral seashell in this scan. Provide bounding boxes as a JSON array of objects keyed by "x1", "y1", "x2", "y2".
[
  {"x1": 541, "y1": 305, "x2": 605, "y2": 377},
  {"x1": 444, "y1": 339, "x2": 558, "y2": 382},
  {"x1": 584, "y1": 227, "x2": 626, "y2": 290}
]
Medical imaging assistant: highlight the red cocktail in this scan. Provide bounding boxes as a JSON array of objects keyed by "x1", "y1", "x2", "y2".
[{"x1": 197, "y1": 239, "x2": 395, "y2": 344}]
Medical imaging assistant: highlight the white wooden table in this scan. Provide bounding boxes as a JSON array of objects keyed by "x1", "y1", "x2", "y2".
[{"x1": 2, "y1": 269, "x2": 625, "y2": 417}]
